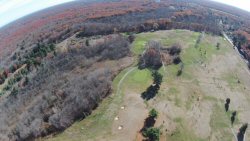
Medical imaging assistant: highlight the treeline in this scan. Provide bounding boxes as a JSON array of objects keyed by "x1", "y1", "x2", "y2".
[
  {"x1": 76, "y1": 18, "x2": 221, "y2": 39},
  {"x1": 141, "y1": 71, "x2": 163, "y2": 101},
  {"x1": 2, "y1": 0, "x2": 250, "y2": 70},
  {"x1": 3, "y1": 0, "x2": 238, "y2": 70},
  {"x1": 232, "y1": 30, "x2": 250, "y2": 62}
]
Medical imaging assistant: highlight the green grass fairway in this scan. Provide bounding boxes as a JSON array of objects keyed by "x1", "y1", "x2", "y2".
[{"x1": 45, "y1": 30, "x2": 248, "y2": 141}]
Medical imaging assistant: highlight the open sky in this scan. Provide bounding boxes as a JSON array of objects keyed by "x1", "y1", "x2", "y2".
[
  {"x1": 0, "y1": 0, "x2": 75, "y2": 27},
  {"x1": 0, "y1": 0, "x2": 249, "y2": 28}
]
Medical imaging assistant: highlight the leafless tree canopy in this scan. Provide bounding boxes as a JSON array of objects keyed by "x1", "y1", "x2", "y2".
[
  {"x1": 0, "y1": 35, "x2": 130, "y2": 141},
  {"x1": 138, "y1": 41, "x2": 163, "y2": 70}
]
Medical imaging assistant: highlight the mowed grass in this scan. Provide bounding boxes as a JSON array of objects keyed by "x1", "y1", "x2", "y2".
[{"x1": 123, "y1": 68, "x2": 152, "y2": 93}]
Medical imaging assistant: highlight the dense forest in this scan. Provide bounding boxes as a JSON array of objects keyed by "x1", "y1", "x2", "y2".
[{"x1": 0, "y1": 35, "x2": 131, "y2": 140}]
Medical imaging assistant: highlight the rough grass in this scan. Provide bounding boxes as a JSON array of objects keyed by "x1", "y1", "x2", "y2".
[
  {"x1": 45, "y1": 30, "x2": 237, "y2": 141},
  {"x1": 133, "y1": 30, "x2": 234, "y2": 141},
  {"x1": 132, "y1": 30, "x2": 200, "y2": 55},
  {"x1": 222, "y1": 72, "x2": 246, "y2": 92},
  {"x1": 167, "y1": 117, "x2": 206, "y2": 141},
  {"x1": 209, "y1": 103, "x2": 233, "y2": 141},
  {"x1": 181, "y1": 36, "x2": 229, "y2": 66}
]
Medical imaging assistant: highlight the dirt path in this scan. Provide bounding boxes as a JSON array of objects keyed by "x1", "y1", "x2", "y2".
[
  {"x1": 111, "y1": 92, "x2": 148, "y2": 141},
  {"x1": 110, "y1": 67, "x2": 148, "y2": 141}
]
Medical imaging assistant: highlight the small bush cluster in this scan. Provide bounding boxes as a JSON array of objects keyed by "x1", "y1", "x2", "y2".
[{"x1": 142, "y1": 127, "x2": 160, "y2": 141}]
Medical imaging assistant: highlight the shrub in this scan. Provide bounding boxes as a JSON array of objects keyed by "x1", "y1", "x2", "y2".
[
  {"x1": 152, "y1": 71, "x2": 162, "y2": 86},
  {"x1": 173, "y1": 56, "x2": 182, "y2": 64},
  {"x1": 141, "y1": 84, "x2": 160, "y2": 100},
  {"x1": 142, "y1": 71, "x2": 162, "y2": 100},
  {"x1": 168, "y1": 44, "x2": 181, "y2": 56},
  {"x1": 177, "y1": 63, "x2": 184, "y2": 76},
  {"x1": 85, "y1": 39, "x2": 90, "y2": 46},
  {"x1": 3, "y1": 84, "x2": 11, "y2": 91},
  {"x1": 142, "y1": 127, "x2": 160, "y2": 141},
  {"x1": 10, "y1": 88, "x2": 18, "y2": 96},
  {"x1": 149, "y1": 109, "x2": 158, "y2": 119},
  {"x1": 128, "y1": 33, "x2": 135, "y2": 43},
  {"x1": 216, "y1": 42, "x2": 220, "y2": 50},
  {"x1": 0, "y1": 77, "x2": 4, "y2": 85}
]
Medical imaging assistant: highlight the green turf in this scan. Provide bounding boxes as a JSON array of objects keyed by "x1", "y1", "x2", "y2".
[{"x1": 123, "y1": 68, "x2": 152, "y2": 93}]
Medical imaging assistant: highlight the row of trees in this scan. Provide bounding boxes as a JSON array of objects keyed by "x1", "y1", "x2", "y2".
[
  {"x1": 224, "y1": 98, "x2": 248, "y2": 141},
  {"x1": 232, "y1": 30, "x2": 250, "y2": 62},
  {"x1": 141, "y1": 109, "x2": 160, "y2": 141},
  {"x1": 76, "y1": 18, "x2": 222, "y2": 40},
  {"x1": 141, "y1": 71, "x2": 163, "y2": 101}
]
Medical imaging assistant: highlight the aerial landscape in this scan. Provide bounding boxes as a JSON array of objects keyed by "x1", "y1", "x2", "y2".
[{"x1": 0, "y1": 0, "x2": 250, "y2": 141}]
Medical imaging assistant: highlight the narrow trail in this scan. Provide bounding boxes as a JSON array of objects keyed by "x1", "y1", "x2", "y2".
[
  {"x1": 231, "y1": 126, "x2": 238, "y2": 141},
  {"x1": 223, "y1": 32, "x2": 250, "y2": 77},
  {"x1": 116, "y1": 67, "x2": 136, "y2": 95},
  {"x1": 223, "y1": 32, "x2": 249, "y2": 141}
]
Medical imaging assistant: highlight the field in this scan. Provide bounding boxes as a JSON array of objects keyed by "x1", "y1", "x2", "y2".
[{"x1": 43, "y1": 29, "x2": 250, "y2": 141}]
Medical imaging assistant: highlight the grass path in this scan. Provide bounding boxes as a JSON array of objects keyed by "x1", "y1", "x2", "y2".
[{"x1": 116, "y1": 67, "x2": 136, "y2": 95}]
